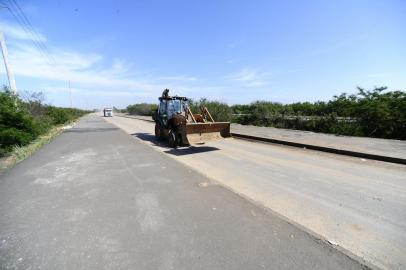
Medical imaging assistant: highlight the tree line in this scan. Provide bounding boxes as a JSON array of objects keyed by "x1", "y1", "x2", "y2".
[{"x1": 0, "y1": 88, "x2": 91, "y2": 155}]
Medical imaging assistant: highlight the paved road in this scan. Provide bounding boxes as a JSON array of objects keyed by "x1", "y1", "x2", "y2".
[
  {"x1": 0, "y1": 115, "x2": 365, "y2": 270},
  {"x1": 106, "y1": 115, "x2": 406, "y2": 270}
]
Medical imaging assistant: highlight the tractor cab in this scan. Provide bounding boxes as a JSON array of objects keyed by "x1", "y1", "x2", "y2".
[{"x1": 157, "y1": 96, "x2": 188, "y2": 126}]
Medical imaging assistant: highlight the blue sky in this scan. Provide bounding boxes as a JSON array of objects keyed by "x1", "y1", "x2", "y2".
[{"x1": 0, "y1": 0, "x2": 405, "y2": 109}]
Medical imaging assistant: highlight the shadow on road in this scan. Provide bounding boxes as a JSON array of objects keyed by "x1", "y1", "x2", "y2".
[
  {"x1": 132, "y1": 133, "x2": 169, "y2": 148},
  {"x1": 164, "y1": 146, "x2": 219, "y2": 156},
  {"x1": 65, "y1": 127, "x2": 119, "y2": 133},
  {"x1": 132, "y1": 132, "x2": 220, "y2": 155}
]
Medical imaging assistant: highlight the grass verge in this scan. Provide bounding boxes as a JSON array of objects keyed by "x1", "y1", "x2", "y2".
[{"x1": 0, "y1": 122, "x2": 74, "y2": 173}]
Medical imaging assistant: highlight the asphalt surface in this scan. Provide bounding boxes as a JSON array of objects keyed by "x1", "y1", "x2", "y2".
[
  {"x1": 106, "y1": 115, "x2": 406, "y2": 270},
  {"x1": 0, "y1": 115, "x2": 366, "y2": 270}
]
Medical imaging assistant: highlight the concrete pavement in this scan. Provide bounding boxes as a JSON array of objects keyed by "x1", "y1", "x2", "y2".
[{"x1": 0, "y1": 115, "x2": 365, "y2": 270}]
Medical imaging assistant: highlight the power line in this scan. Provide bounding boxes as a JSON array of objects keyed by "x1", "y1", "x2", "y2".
[
  {"x1": 1, "y1": 2, "x2": 51, "y2": 64},
  {"x1": 0, "y1": 0, "x2": 55, "y2": 65},
  {"x1": 1, "y1": 1, "x2": 89, "y2": 108},
  {"x1": 9, "y1": 0, "x2": 56, "y2": 64},
  {"x1": 6, "y1": 0, "x2": 54, "y2": 64}
]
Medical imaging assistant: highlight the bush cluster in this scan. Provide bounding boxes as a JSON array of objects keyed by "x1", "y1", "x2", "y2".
[
  {"x1": 126, "y1": 99, "x2": 232, "y2": 122},
  {"x1": 232, "y1": 87, "x2": 405, "y2": 140},
  {"x1": 126, "y1": 103, "x2": 158, "y2": 116},
  {"x1": 123, "y1": 86, "x2": 405, "y2": 140},
  {"x1": 188, "y1": 98, "x2": 232, "y2": 122},
  {"x1": 0, "y1": 89, "x2": 90, "y2": 155}
]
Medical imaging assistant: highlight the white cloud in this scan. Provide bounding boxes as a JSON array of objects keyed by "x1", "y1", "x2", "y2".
[
  {"x1": 246, "y1": 81, "x2": 266, "y2": 87},
  {"x1": 228, "y1": 67, "x2": 268, "y2": 87},
  {"x1": 160, "y1": 75, "x2": 197, "y2": 81},
  {"x1": 0, "y1": 20, "x2": 46, "y2": 42},
  {"x1": 230, "y1": 67, "x2": 259, "y2": 81},
  {"x1": 42, "y1": 86, "x2": 152, "y2": 98},
  {"x1": 0, "y1": 21, "x2": 229, "y2": 107},
  {"x1": 0, "y1": 21, "x2": 171, "y2": 98}
]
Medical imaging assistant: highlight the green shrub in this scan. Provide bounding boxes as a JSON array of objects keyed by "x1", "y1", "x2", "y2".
[
  {"x1": 127, "y1": 87, "x2": 405, "y2": 139},
  {"x1": 0, "y1": 128, "x2": 34, "y2": 153},
  {"x1": 127, "y1": 103, "x2": 158, "y2": 116},
  {"x1": 46, "y1": 107, "x2": 71, "y2": 124},
  {"x1": 0, "y1": 90, "x2": 39, "y2": 153},
  {"x1": 188, "y1": 98, "x2": 232, "y2": 122},
  {"x1": 0, "y1": 89, "x2": 90, "y2": 155},
  {"x1": 231, "y1": 87, "x2": 405, "y2": 140}
]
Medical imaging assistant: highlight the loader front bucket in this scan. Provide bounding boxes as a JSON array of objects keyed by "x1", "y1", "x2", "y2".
[{"x1": 180, "y1": 122, "x2": 231, "y2": 145}]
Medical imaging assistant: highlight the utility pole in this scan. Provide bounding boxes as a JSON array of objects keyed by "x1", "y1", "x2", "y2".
[
  {"x1": 0, "y1": 32, "x2": 17, "y2": 94},
  {"x1": 68, "y1": 80, "x2": 72, "y2": 108}
]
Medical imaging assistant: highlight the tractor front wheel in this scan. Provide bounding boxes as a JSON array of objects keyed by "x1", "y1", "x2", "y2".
[
  {"x1": 168, "y1": 129, "x2": 178, "y2": 148},
  {"x1": 155, "y1": 123, "x2": 163, "y2": 140}
]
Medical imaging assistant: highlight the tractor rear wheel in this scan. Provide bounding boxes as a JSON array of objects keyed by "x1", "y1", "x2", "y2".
[{"x1": 168, "y1": 129, "x2": 178, "y2": 148}]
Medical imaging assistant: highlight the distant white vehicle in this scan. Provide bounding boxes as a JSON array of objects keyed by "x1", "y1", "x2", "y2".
[{"x1": 103, "y1": 108, "x2": 113, "y2": 117}]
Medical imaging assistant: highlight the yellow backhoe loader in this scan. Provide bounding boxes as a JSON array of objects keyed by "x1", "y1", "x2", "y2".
[{"x1": 152, "y1": 89, "x2": 231, "y2": 148}]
